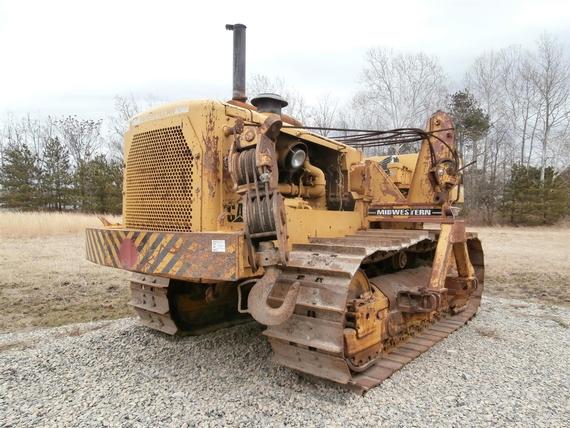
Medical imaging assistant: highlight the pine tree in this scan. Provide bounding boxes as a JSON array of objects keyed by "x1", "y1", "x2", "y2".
[
  {"x1": 448, "y1": 90, "x2": 492, "y2": 220},
  {"x1": 448, "y1": 90, "x2": 490, "y2": 161},
  {"x1": 79, "y1": 155, "x2": 122, "y2": 214},
  {"x1": 42, "y1": 136, "x2": 72, "y2": 211},
  {"x1": 0, "y1": 143, "x2": 42, "y2": 210},
  {"x1": 105, "y1": 158, "x2": 123, "y2": 214},
  {"x1": 501, "y1": 164, "x2": 568, "y2": 225}
]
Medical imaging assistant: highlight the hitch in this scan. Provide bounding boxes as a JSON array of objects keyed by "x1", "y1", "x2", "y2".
[
  {"x1": 247, "y1": 266, "x2": 300, "y2": 326},
  {"x1": 243, "y1": 242, "x2": 300, "y2": 326}
]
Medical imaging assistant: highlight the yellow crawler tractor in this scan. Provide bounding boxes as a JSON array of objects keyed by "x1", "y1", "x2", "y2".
[{"x1": 86, "y1": 24, "x2": 484, "y2": 392}]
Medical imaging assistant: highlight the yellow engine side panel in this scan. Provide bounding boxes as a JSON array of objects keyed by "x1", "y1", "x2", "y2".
[{"x1": 284, "y1": 205, "x2": 363, "y2": 247}]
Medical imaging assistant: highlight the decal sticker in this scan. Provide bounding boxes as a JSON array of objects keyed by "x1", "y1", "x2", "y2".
[{"x1": 211, "y1": 239, "x2": 226, "y2": 252}]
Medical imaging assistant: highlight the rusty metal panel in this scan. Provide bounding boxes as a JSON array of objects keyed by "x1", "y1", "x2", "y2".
[
  {"x1": 130, "y1": 282, "x2": 170, "y2": 315},
  {"x1": 85, "y1": 228, "x2": 243, "y2": 281},
  {"x1": 269, "y1": 339, "x2": 351, "y2": 384},
  {"x1": 427, "y1": 223, "x2": 453, "y2": 289},
  {"x1": 384, "y1": 354, "x2": 412, "y2": 364},
  {"x1": 270, "y1": 274, "x2": 348, "y2": 314},
  {"x1": 264, "y1": 314, "x2": 344, "y2": 354},
  {"x1": 376, "y1": 359, "x2": 403, "y2": 371},
  {"x1": 133, "y1": 307, "x2": 178, "y2": 335},
  {"x1": 350, "y1": 160, "x2": 407, "y2": 204}
]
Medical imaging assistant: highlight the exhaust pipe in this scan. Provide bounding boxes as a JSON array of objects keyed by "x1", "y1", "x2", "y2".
[{"x1": 225, "y1": 23, "x2": 247, "y2": 102}]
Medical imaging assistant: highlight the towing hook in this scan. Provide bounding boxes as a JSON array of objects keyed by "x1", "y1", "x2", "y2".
[{"x1": 247, "y1": 266, "x2": 300, "y2": 326}]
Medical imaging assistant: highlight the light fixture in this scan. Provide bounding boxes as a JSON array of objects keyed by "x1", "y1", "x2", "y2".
[{"x1": 288, "y1": 148, "x2": 306, "y2": 170}]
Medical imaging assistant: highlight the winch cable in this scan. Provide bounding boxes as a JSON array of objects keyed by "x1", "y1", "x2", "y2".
[{"x1": 284, "y1": 125, "x2": 459, "y2": 168}]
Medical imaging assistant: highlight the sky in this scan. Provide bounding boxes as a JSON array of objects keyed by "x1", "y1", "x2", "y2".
[{"x1": 0, "y1": 0, "x2": 569, "y2": 120}]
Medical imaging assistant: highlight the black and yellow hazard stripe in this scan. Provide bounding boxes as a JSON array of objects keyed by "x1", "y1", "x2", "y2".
[
  {"x1": 86, "y1": 228, "x2": 129, "y2": 268},
  {"x1": 86, "y1": 227, "x2": 241, "y2": 281},
  {"x1": 86, "y1": 228, "x2": 193, "y2": 276}
]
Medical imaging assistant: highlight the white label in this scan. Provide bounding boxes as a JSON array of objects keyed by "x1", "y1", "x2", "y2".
[{"x1": 211, "y1": 239, "x2": 226, "y2": 253}]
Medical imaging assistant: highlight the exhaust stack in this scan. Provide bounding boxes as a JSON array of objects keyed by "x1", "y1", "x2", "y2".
[{"x1": 225, "y1": 23, "x2": 247, "y2": 102}]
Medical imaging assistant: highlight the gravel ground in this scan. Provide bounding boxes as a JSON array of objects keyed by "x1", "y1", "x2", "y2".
[{"x1": 1, "y1": 296, "x2": 569, "y2": 427}]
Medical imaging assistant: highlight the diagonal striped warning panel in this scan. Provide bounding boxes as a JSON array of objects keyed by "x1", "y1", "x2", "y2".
[{"x1": 85, "y1": 227, "x2": 242, "y2": 281}]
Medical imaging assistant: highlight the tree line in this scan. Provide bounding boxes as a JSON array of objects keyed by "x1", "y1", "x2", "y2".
[
  {"x1": 1, "y1": 33, "x2": 569, "y2": 223},
  {"x1": 0, "y1": 116, "x2": 123, "y2": 214}
]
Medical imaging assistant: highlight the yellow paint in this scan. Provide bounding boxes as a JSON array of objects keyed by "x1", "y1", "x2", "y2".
[{"x1": 284, "y1": 206, "x2": 362, "y2": 246}]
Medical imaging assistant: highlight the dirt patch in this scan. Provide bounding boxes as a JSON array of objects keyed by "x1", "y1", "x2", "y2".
[
  {"x1": 535, "y1": 315, "x2": 569, "y2": 329},
  {"x1": 0, "y1": 340, "x2": 33, "y2": 352},
  {"x1": 64, "y1": 323, "x2": 111, "y2": 337},
  {"x1": 475, "y1": 227, "x2": 570, "y2": 307},
  {"x1": 0, "y1": 235, "x2": 130, "y2": 332},
  {"x1": 474, "y1": 327, "x2": 502, "y2": 340}
]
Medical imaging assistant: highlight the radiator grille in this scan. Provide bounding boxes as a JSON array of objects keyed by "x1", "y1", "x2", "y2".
[{"x1": 125, "y1": 126, "x2": 195, "y2": 232}]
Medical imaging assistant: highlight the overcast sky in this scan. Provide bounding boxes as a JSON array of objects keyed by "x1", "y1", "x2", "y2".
[{"x1": 1, "y1": 0, "x2": 569, "y2": 120}]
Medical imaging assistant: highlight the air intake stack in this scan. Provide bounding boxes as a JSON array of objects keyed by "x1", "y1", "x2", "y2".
[
  {"x1": 251, "y1": 93, "x2": 288, "y2": 115},
  {"x1": 225, "y1": 23, "x2": 247, "y2": 102}
]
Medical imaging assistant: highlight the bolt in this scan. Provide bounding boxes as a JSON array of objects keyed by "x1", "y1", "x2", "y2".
[{"x1": 245, "y1": 130, "x2": 255, "y2": 142}]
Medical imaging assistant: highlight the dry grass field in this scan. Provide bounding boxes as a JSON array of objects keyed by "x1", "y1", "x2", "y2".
[
  {"x1": 0, "y1": 211, "x2": 121, "y2": 238},
  {"x1": 0, "y1": 212, "x2": 568, "y2": 332},
  {"x1": 0, "y1": 213, "x2": 129, "y2": 332}
]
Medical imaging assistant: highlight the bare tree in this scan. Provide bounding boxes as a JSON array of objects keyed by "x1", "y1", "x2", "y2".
[
  {"x1": 493, "y1": 46, "x2": 540, "y2": 165},
  {"x1": 248, "y1": 74, "x2": 287, "y2": 98},
  {"x1": 247, "y1": 74, "x2": 311, "y2": 123},
  {"x1": 309, "y1": 94, "x2": 339, "y2": 136},
  {"x1": 107, "y1": 95, "x2": 141, "y2": 161},
  {"x1": 0, "y1": 115, "x2": 59, "y2": 171},
  {"x1": 21, "y1": 115, "x2": 44, "y2": 160},
  {"x1": 465, "y1": 50, "x2": 505, "y2": 174},
  {"x1": 105, "y1": 94, "x2": 164, "y2": 161},
  {"x1": 353, "y1": 48, "x2": 448, "y2": 130},
  {"x1": 530, "y1": 33, "x2": 570, "y2": 182},
  {"x1": 56, "y1": 116, "x2": 102, "y2": 166},
  {"x1": 0, "y1": 116, "x2": 17, "y2": 167},
  {"x1": 463, "y1": 34, "x2": 570, "y2": 223}
]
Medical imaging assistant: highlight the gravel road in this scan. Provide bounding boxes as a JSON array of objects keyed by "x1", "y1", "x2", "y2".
[{"x1": 1, "y1": 296, "x2": 569, "y2": 427}]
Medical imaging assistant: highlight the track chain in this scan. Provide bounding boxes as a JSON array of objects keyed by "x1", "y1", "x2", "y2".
[{"x1": 263, "y1": 229, "x2": 483, "y2": 393}]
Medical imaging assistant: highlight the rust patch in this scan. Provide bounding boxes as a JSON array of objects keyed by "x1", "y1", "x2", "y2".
[
  {"x1": 222, "y1": 155, "x2": 234, "y2": 194},
  {"x1": 202, "y1": 103, "x2": 220, "y2": 199},
  {"x1": 429, "y1": 112, "x2": 455, "y2": 158},
  {"x1": 119, "y1": 238, "x2": 138, "y2": 269}
]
